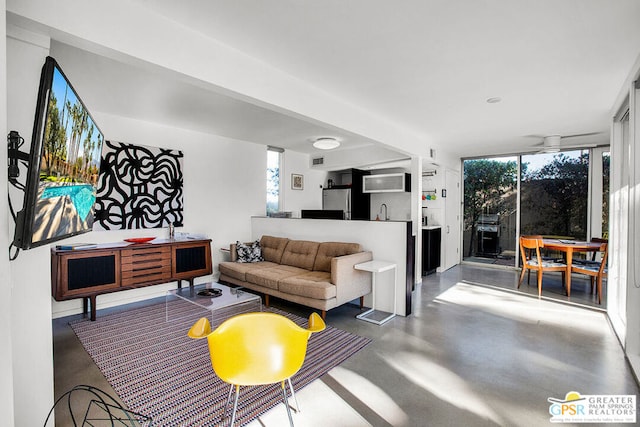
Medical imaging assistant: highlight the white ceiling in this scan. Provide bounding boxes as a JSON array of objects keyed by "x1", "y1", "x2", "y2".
[
  {"x1": 40, "y1": 1, "x2": 640, "y2": 159},
  {"x1": 50, "y1": 41, "x2": 380, "y2": 154}
]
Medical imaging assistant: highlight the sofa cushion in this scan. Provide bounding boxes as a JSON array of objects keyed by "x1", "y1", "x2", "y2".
[
  {"x1": 236, "y1": 240, "x2": 264, "y2": 263},
  {"x1": 260, "y1": 235, "x2": 290, "y2": 263},
  {"x1": 219, "y1": 261, "x2": 279, "y2": 282},
  {"x1": 280, "y1": 240, "x2": 320, "y2": 270},
  {"x1": 279, "y1": 271, "x2": 336, "y2": 300},
  {"x1": 246, "y1": 265, "x2": 308, "y2": 290},
  {"x1": 313, "y1": 242, "x2": 362, "y2": 272}
]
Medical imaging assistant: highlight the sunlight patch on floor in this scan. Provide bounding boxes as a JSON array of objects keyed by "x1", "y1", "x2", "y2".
[
  {"x1": 435, "y1": 283, "x2": 607, "y2": 336},
  {"x1": 383, "y1": 351, "x2": 504, "y2": 425},
  {"x1": 515, "y1": 347, "x2": 581, "y2": 374},
  {"x1": 326, "y1": 365, "x2": 409, "y2": 426},
  {"x1": 246, "y1": 378, "x2": 371, "y2": 427}
]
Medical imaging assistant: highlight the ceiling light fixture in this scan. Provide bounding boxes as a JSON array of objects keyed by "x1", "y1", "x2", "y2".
[
  {"x1": 486, "y1": 97, "x2": 502, "y2": 104},
  {"x1": 313, "y1": 137, "x2": 340, "y2": 150}
]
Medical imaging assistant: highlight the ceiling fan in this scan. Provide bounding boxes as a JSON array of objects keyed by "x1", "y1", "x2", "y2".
[{"x1": 529, "y1": 132, "x2": 604, "y2": 153}]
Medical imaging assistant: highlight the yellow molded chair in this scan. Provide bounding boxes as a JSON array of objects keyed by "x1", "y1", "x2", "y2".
[{"x1": 188, "y1": 312, "x2": 326, "y2": 426}]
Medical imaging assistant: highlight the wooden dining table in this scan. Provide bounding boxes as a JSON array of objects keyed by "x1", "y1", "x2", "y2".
[{"x1": 542, "y1": 239, "x2": 603, "y2": 297}]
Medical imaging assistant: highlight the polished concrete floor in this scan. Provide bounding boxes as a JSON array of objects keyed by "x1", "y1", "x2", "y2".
[{"x1": 52, "y1": 264, "x2": 637, "y2": 426}]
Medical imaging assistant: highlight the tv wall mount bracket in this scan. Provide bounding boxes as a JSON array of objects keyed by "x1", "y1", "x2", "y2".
[{"x1": 7, "y1": 130, "x2": 29, "y2": 183}]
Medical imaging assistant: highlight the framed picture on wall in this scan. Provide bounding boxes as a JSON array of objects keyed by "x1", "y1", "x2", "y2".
[{"x1": 291, "y1": 174, "x2": 304, "y2": 190}]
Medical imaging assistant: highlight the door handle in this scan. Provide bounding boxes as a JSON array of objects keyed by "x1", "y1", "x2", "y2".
[{"x1": 447, "y1": 225, "x2": 450, "y2": 234}]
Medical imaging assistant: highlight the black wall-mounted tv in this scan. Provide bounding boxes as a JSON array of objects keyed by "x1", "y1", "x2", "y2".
[{"x1": 13, "y1": 56, "x2": 105, "y2": 250}]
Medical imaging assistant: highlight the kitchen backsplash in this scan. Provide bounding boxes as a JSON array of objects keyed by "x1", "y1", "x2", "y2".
[{"x1": 370, "y1": 192, "x2": 412, "y2": 220}]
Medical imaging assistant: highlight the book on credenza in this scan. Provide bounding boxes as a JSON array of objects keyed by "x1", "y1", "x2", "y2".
[{"x1": 55, "y1": 243, "x2": 98, "y2": 250}]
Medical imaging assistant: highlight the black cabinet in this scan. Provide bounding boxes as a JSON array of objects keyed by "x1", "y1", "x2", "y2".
[
  {"x1": 350, "y1": 168, "x2": 371, "y2": 220},
  {"x1": 422, "y1": 228, "x2": 441, "y2": 276},
  {"x1": 405, "y1": 221, "x2": 415, "y2": 316}
]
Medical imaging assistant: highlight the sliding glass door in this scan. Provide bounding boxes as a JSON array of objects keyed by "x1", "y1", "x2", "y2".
[{"x1": 462, "y1": 157, "x2": 518, "y2": 265}]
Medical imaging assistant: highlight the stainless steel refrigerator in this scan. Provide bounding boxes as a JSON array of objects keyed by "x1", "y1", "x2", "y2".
[{"x1": 322, "y1": 188, "x2": 351, "y2": 220}]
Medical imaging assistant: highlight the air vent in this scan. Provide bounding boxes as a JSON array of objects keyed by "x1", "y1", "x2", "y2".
[{"x1": 312, "y1": 157, "x2": 324, "y2": 166}]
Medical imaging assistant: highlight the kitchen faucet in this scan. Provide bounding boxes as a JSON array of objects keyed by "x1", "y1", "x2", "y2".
[{"x1": 379, "y1": 203, "x2": 389, "y2": 221}]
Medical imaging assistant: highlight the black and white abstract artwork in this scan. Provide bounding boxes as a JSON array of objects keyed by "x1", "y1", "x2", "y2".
[{"x1": 94, "y1": 140, "x2": 184, "y2": 230}]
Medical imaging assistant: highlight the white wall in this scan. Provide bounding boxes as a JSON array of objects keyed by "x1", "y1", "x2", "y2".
[
  {"x1": 0, "y1": 2, "x2": 16, "y2": 426},
  {"x1": 50, "y1": 113, "x2": 268, "y2": 318},
  {"x1": 420, "y1": 168, "x2": 444, "y2": 226},
  {"x1": 6, "y1": 28, "x2": 55, "y2": 427},
  {"x1": 281, "y1": 150, "x2": 326, "y2": 217}
]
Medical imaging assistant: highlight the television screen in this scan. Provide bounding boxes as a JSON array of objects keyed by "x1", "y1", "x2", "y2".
[{"x1": 13, "y1": 56, "x2": 105, "y2": 250}]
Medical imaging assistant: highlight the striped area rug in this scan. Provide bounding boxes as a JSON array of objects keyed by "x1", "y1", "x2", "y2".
[{"x1": 70, "y1": 298, "x2": 371, "y2": 426}]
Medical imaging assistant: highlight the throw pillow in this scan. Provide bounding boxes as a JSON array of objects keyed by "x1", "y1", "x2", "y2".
[{"x1": 236, "y1": 240, "x2": 264, "y2": 263}]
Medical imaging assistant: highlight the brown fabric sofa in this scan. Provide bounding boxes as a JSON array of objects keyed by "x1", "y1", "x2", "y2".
[{"x1": 218, "y1": 235, "x2": 373, "y2": 318}]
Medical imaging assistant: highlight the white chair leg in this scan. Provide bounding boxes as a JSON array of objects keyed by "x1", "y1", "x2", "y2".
[
  {"x1": 287, "y1": 378, "x2": 300, "y2": 413},
  {"x1": 230, "y1": 385, "x2": 240, "y2": 427},
  {"x1": 223, "y1": 383, "x2": 234, "y2": 419},
  {"x1": 281, "y1": 381, "x2": 294, "y2": 427}
]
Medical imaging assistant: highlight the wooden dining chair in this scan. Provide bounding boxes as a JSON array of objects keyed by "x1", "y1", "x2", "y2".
[
  {"x1": 571, "y1": 240, "x2": 608, "y2": 304},
  {"x1": 518, "y1": 235, "x2": 567, "y2": 297},
  {"x1": 574, "y1": 237, "x2": 608, "y2": 267}
]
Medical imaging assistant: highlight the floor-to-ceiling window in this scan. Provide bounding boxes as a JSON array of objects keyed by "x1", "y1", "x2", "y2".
[
  {"x1": 463, "y1": 148, "x2": 608, "y2": 267},
  {"x1": 520, "y1": 150, "x2": 589, "y2": 241},
  {"x1": 601, "y1": 151, "x2": 610, "y2": 237}
]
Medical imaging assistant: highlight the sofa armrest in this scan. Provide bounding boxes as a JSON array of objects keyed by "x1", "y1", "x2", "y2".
[
  {"x1": 331, "y1": 251, "x2": 373, "y2": 305},
  {"x1": 229, "y1": 243, "x2": 238, "y2": 262}
]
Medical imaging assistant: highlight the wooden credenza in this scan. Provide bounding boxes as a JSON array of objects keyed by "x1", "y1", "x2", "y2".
[{"x1": 51, "y1": 238, "x2": 212, "y2": 320}]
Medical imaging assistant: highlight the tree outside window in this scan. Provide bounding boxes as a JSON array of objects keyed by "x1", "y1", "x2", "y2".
[
  {"x1": 266, "y1": 148, "x2": 281, "y2": 215},
  {"x1": 463, "y1": 158, "x2": 518, "y2": 258},
  {"x1": 520, "y1": 151, "x2": 588, "y2": 240}
]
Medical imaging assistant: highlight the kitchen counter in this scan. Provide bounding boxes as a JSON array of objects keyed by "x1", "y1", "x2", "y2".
[{"x1": 422, "y1": 225, "x2": 441, "y2": 230}]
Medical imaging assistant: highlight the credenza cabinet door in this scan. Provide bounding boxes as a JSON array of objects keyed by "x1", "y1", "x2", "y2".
[
  {"x1": 52, "y1": 249, "x2": 121, "y2": 299},
  {"x1": 172, "y1": 241, "x2": 212, "y2": 280}
]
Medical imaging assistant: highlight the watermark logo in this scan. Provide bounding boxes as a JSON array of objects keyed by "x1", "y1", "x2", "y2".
[{"x1": 548, "y1": 391, "x2": 636, "y2": 423}]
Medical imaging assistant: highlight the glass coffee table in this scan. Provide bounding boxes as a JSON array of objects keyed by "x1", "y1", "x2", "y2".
[{"x1": 166, "y1": 282, "x2": 262, "y2": 324}]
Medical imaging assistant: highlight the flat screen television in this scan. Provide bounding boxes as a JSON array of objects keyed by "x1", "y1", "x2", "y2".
[{"x1": 13, "y1": 56, "x2": 105, "y2": 250}]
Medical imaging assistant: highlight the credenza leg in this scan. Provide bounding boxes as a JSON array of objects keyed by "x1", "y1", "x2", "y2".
[
  {"x1": 83, "y1": 297, "x2": 89, "y2": 318},
  {"x1": 90, "y1": 295, "x2": 97, "y2": 321},
  {"x1": 177, "y1": 278, "x2": 196, "y2": 290}
]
